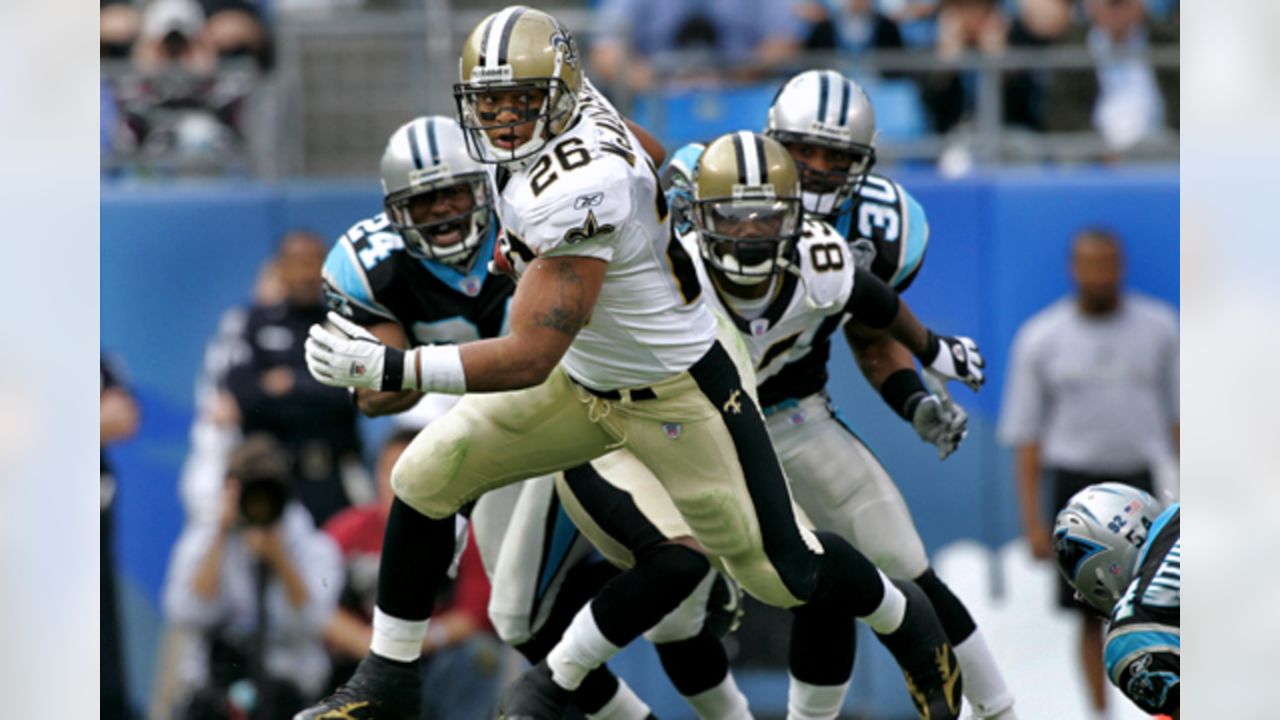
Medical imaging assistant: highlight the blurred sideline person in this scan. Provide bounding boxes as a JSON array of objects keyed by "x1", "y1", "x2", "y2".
[
  {"x1": 1053, "y1": 483, "x2": 1180, "y2": 718},
  {"x1": 181, "y1": 256, "x2": 285, "y2": 525},
  {"x1": 151, "y1": 259, "x2": 286, "y2": 720},
  {"x1": 225, "y1": 230, "x2": 369, "y2": 526},
  {"x1": 656, "y1": 69, "x2": 1018, "y2": 719},
  {"x1": 999, "y1": 227, "x2": 1178, "y2": 720},
  {"x1": 298, "y1": 7, "x2": 969, "y2": 719},
  {"x1": 102, "y1": 354, "x2": 142, "y2": 720},
  {"x1": 325, "y1": 430, "x2": 505, "y2": 720},
  {"x1": 313, "y1": 113, "x2": 747, "y2": 719},
  {"x1": 163, "y1": 435, "x2": 343, "y2": 720}
]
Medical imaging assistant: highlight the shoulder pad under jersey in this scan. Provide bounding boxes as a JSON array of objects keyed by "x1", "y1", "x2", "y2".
[
  {"x1": 322, "y1": 214, "x2": 398, "y2": 323},
  {"x1": 843, "y1": 173, "x2": 930, "y2": 291},
  {"x1": 794, "y1": 218, "x2": 855, "y2": 314}
]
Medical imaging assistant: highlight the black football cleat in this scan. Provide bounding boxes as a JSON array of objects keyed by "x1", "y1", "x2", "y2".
[
  {"x1": 876, "y1": 579, "x2": 963, "y2": 720},
  {"x1": 498, "y1": 660, "x2": 571, "y2": 720},
  {"x1": 293, "y1": 653, "x2": 421, "y2": 720}
]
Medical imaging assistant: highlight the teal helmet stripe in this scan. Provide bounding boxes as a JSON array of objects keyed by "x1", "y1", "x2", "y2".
[
  {"x1": 837, "y1": 75, "x2": 852, "y2": 126},
  {"x1": 425, "y1": 117, "x2": 440, "y2": 165},
  {"x1": 817, "y1": 71, "x2": 829, "y2": 125},
  {"x1": 407, "y1": 121, "x2": 425, "y2": 170}
]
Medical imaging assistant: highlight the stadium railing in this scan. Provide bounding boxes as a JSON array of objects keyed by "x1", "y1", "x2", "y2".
[{"x1": 101, "y1": 5, "x2": 1177, "y2": 178}]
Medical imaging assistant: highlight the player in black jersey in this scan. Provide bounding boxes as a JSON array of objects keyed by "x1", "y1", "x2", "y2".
[{"x1": 1055, "y1": 484, "x2": 1180, "y2": 718}]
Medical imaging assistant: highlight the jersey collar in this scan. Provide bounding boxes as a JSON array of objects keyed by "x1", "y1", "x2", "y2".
[
  {"x1": 416, "y1": 220, "x2": 497, "y2": 298},
  {"x1": 716, "y1": 271, "x2": 800, "y2": 339}
]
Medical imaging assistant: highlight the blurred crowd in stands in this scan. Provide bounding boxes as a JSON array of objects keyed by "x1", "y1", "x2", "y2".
[
  {"x1": 100, "y1": 0, "x2": 1178, "y2": 177},
  {"x1": 100, "y1": 0, "x2": 270, "y2": 175}
]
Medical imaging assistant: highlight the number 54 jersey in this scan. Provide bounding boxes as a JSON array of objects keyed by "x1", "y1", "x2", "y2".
[
  {"x1": 677, "y1": 217, "x2": 861, "y2": 408},
  {"x1": 493, "y1": 80, "x2": 718, "y2": 390}
]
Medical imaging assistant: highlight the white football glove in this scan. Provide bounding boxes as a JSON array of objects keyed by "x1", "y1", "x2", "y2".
[
  {"x1": 911, "y1": 394, "x2": 969, "y2": 460},
  {"x1": 304, "y1": 312, "x2": 407, "y2": 391},
  {"x1": 922, "y1": 332, "x2": 985, "y2": 391}
]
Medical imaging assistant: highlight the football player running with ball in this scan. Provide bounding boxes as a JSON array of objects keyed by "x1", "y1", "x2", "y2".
[
  {"x1": 298, "y1": 7, "x2": 965, "y2": 720},
  {"x1": 320, "y1": 113, "x2": 739, "y2": 720}
]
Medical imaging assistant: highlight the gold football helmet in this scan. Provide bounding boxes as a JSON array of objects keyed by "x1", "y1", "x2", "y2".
[
  {"x1": 454, "y1": 6, "x2": 583, "y2": 168},
  {"x1": 693, "y1": 131, "x2": 804, "y2": 285}
]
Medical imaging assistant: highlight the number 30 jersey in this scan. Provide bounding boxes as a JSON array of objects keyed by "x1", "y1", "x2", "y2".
[
  {"x1": 679, "y1": 218, "x2": 862, "y2": 408},
  {"x1": 829, "y1": 173, "x2": 930, "y2": 291},
  {"x1": 321, "y1": 213, "x2": 515, "y2": 346},
  {"x1": 494, "y1": 80, "x2": 717, "y2": 390}
]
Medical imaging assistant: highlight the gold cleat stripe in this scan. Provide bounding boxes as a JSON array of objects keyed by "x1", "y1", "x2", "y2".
[{"x1": 316, "y1": 701, "x2": 371, "y2": 720}]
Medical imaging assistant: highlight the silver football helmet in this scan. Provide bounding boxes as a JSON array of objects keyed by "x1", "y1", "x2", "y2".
[
  {"x1": 381, "y1": 115, "x2": 494, "y2": 266},
  {"x1": 765, "y1": 69, "x2": 877, "y2": 216},
  {"x1": 1053, "y1": 482, "x2": 1163, "y2": 615}
]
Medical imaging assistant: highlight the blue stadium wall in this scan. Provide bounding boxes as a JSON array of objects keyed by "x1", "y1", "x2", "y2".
[{"x1": 101, "y1": 166, "x2": 1178, "y2": 716}]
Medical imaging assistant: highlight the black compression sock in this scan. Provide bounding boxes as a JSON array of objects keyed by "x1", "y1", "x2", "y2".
[
  {"x1": 376, "y1": 497, "x2": 457, "y2": 620},
  {"x1": 655, "y1": 628, "x2": 731, "y2": 696}
]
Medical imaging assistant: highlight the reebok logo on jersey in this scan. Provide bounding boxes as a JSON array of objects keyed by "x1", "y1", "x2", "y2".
[
  {"x1": 722, "y1": 389, "x2": 743, "y2": 415},
  {"x1": 662, "y1": 423, "x2": 682, "y2": 439},
  {"x1": 563, "y1": 210, "x2": 615, "y2": 245},
  {"x1": 350, "y1": 362, "x2": 366, "y2": 377},
  {"x1": 573, "y1": 192, "x2": 605, "y2": 209}
]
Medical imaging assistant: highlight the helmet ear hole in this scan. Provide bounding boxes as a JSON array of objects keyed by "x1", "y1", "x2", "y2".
[{"x1": 1051, "y1": 482, "x2": 1163, "y2": 615}]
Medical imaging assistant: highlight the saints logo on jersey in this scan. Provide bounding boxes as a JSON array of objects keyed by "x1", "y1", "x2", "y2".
[{"x1": 562, "y1": 210, "x2": 615, "y2": 245}]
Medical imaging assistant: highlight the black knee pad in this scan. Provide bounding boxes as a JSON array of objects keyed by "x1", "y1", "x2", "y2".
[
  {"x1": 592, "y1": 542, "x2": 712, "y2": 646},
  {"x1": 806, "y1": 531, "x2": 886, "y2": 616},
  {"x1": 635, "y1": 542, "x2": 712, "y2": 591},
  {"x1": 913, "y1": 568, "x2": 977, "y2": 644}
]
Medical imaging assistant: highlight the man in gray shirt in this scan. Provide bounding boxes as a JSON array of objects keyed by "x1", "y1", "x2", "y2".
[{"x1": 998, "y1": 226, "x2": 1178, "y2": 720}]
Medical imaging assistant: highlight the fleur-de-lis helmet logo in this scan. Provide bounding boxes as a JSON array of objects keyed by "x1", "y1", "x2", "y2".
[{"x1": 550, "y1": 22, "x2": 579, "y2": 69}]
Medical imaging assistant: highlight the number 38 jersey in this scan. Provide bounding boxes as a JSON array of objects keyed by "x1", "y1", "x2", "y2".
[
  {"x1": 321, "y1": 212, "x2": 515, "y2": 346},
  {"x1": 679, "y1": 218, "x2": 860, "y2": 408},
  {"x1": 495, "y1": 80, "x2": 717, "y2": 390}
]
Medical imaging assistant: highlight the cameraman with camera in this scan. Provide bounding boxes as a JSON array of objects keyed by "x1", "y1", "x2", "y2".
[{"x1": 163, "y1": 434, "x2": 343, "y2": 720}]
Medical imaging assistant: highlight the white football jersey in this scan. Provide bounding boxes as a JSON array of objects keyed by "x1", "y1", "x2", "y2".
[
  {"x1": 679, "y1": 218, "x2": 856, "y2": 387},
  {"x1": 495, "y1": 80, "x2": 717, "y2": 389}
]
